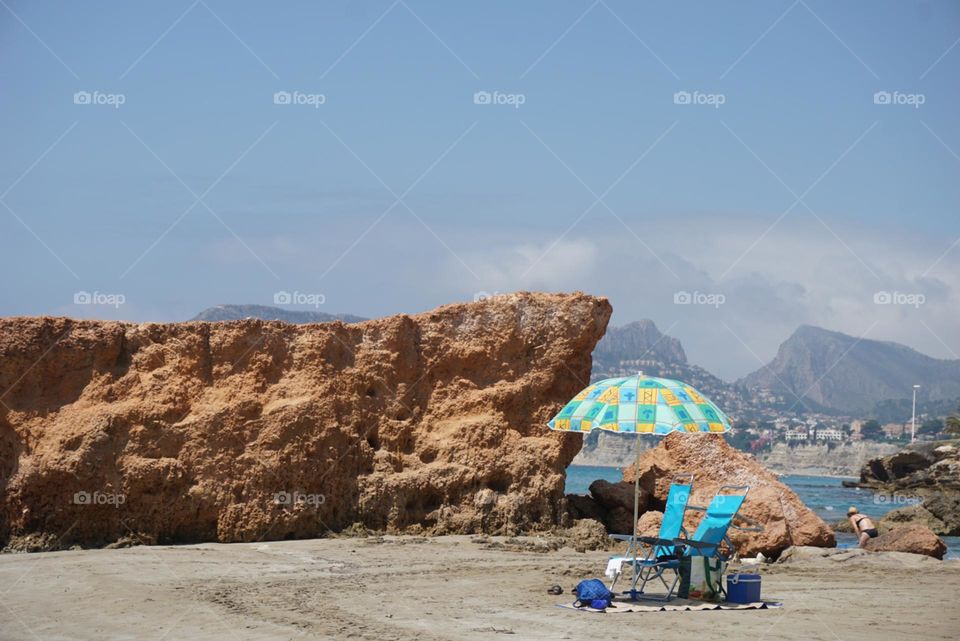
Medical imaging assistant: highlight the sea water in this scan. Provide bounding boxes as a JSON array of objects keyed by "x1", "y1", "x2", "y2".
[{"x1": 565, "y1": 465, "x2": 960, "y2": 559}]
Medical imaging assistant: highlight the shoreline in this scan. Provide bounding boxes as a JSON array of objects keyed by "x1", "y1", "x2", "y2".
[{"x1": 568, "y1": 462, "x2": 859, "y2": 480}]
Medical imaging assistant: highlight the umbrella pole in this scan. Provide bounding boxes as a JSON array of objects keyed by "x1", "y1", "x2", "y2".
[{"x1": 631, "y1": 434, "x2": 640, "y2": 560}]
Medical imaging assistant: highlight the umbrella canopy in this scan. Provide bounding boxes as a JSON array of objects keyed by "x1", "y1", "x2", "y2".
[{"x1": 548, "y1": 374, "x2": 731, "y2": 435}]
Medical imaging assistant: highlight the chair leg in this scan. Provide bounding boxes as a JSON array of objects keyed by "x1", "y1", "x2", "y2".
[
  {"x1": 624, "y1": 566, "x2": 680, "y2": 602},
  {"x1": 664, "y1": 569, "x2": 680, "y2": 600},
  {"x1": 629, "y1": 565, "x2": 657, "y2": 597}
]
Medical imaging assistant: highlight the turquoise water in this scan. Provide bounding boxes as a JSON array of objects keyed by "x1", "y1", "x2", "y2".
[
  {"x1": 566, "y1": 465, "x2": 622, "y2": 495},
  {"x1": 566, "y1": 465, "x2": 959, "y2": 559}
]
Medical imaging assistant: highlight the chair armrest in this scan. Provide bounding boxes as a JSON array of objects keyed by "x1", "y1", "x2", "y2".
[
  {"x1": 608, "y1": 534, "x2": 636, "y2": 542},
  {"x1": 671, "y1": 538, "x2": 715, "y2": 552},
  {"x1": 636, "y1": 536, "x2": 678, "y2": 548}
]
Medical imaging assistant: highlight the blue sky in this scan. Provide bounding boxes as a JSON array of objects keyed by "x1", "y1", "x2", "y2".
[{"x1": 1, "y1": 0, "x2": 958, "y2": 379}]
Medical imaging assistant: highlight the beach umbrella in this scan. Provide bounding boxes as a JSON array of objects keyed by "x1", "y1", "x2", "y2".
[{"x1": 548, "y1": 373, "x2": 732, "y2": 553}]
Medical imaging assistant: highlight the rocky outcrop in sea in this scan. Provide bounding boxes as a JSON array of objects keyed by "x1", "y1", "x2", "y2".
[{"x1": 848, "y1": 440, "x2": 960, "y2": 536}]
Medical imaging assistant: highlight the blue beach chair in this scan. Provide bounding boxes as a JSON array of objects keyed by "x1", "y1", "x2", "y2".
[
  {"x1": 605, "y1": 473, "x2": 694, "y2": 595},
  {"x1": 622, "y1": 484, "x2": 761, "y2": 601}
]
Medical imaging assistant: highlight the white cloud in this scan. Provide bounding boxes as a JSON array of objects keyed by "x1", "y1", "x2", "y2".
[
  {"x1": 463, "y1": 238, "x2": 600, "y2": 292},
  {"x1": 443, "y1": 211, "x2": 959, "y2": 379}
]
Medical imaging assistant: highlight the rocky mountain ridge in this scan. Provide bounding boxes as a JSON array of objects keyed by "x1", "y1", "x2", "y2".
[
  {"x1": 191, "y1": 304, "x2": 366, "y2": 324},
  {"x1": 740, "y1": 325, "x2": 960, "y2": 413}
]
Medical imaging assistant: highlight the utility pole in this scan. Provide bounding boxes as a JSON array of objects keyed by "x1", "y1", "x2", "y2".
[{"x1": 911, "y1": 384, "x2": 921, "y2": 443}]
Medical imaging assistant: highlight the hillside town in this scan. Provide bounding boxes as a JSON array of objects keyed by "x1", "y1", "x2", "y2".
[{"x1": 727, "y1": 412, "x2": 960, "y2": 454}]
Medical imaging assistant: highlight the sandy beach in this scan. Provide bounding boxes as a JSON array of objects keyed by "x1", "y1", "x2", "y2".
[{"x1": 3, "y1": 536, "x2": 959, "y2": 641}]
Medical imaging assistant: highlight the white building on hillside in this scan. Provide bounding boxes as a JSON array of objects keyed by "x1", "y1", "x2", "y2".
[{"x1": 814, "y1": 429, "x2": 844, "y2": 441}]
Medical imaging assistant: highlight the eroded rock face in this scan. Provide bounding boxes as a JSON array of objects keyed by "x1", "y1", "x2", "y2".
[
  {"x1": 635, "y1": 510, "x2": 663, "y2": 538},
  {"x1": 879, "y1": 505, "x2": 948, "y2": 536},
  {"x1": 864, "y1": 525, "x2": 947, "y2": 559},
  {"x1": 777, "y1": 545, "x2": 940, "y2": 568},
  {"x1": 624, "y1": 433, "x2": 836, "y2": 557},
  {"x1": 0, "y1": 292, "x2": 611, "y2": 548}
]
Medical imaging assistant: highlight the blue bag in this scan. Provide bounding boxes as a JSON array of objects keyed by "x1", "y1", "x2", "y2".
[{"x1": 574, "y1": 579, "x2": 614, "y2": 609}]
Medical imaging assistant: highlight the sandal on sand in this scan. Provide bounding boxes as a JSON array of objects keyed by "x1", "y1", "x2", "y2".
[{"x1": 548, "y1": 585, "x2": 563, "y2": 595}]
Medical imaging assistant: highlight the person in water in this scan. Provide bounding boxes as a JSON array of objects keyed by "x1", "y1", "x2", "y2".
[{"x1": 848, "y1": 507, "x2": 878, "y2": 547}]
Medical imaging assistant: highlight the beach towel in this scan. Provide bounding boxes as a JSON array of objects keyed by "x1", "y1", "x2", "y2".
[
  {"x1": 556, "y1": 598, "x2": 783, "y2": 613},
  {"x1": 605, "y1": 558, "x2": 622, "y2": 579}
]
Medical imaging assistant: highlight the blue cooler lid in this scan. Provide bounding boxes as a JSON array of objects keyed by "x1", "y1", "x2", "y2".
[{"x1": 728, "y1": 573, "x2": 761, "y2": 583}]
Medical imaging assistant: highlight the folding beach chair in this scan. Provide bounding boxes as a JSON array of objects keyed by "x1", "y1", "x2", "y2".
[
  {"x1": 622, "y1": 484, "x2": 761, "y2": 601},
  {"x1": 604, "y1": 473, "x2": 694, "y2": 595}
]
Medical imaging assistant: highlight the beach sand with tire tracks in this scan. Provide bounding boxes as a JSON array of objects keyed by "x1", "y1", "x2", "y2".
[{"x1": 2, "y1": 535, "x2": 960, "y2": 641}]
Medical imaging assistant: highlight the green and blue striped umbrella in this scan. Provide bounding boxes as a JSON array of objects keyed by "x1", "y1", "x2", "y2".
[{"x1": 548, "y1": 374, "x2": 731, "y2": 435}]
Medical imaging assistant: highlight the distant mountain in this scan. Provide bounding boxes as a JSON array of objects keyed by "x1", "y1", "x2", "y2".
[
  {"x1": 592, "y1": 320, "x2": 687, "y2": 370},
  {"x1": 739, "y1": 325, "x2": 960, "y2": 414},
  {"x1": 582, "y1": 320, "x2": 758, "y2": 464},
  {"x1": 590, "y1": 320, "x2": 751, "y2": 419},
  {"x1": 191, "y1": 305, "x2": 366, "y2": 324}
]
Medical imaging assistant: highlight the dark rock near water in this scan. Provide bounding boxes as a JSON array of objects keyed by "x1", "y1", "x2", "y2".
[
  {"x1": 566, "y1": 494, "x2": 605, "y2": 523},
  {"x1": 861, "y1": 448, "x2": 936, "y2": 484},
  {"x1": 587, "y1": 479, "x2": 648, "y2": 534}
]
